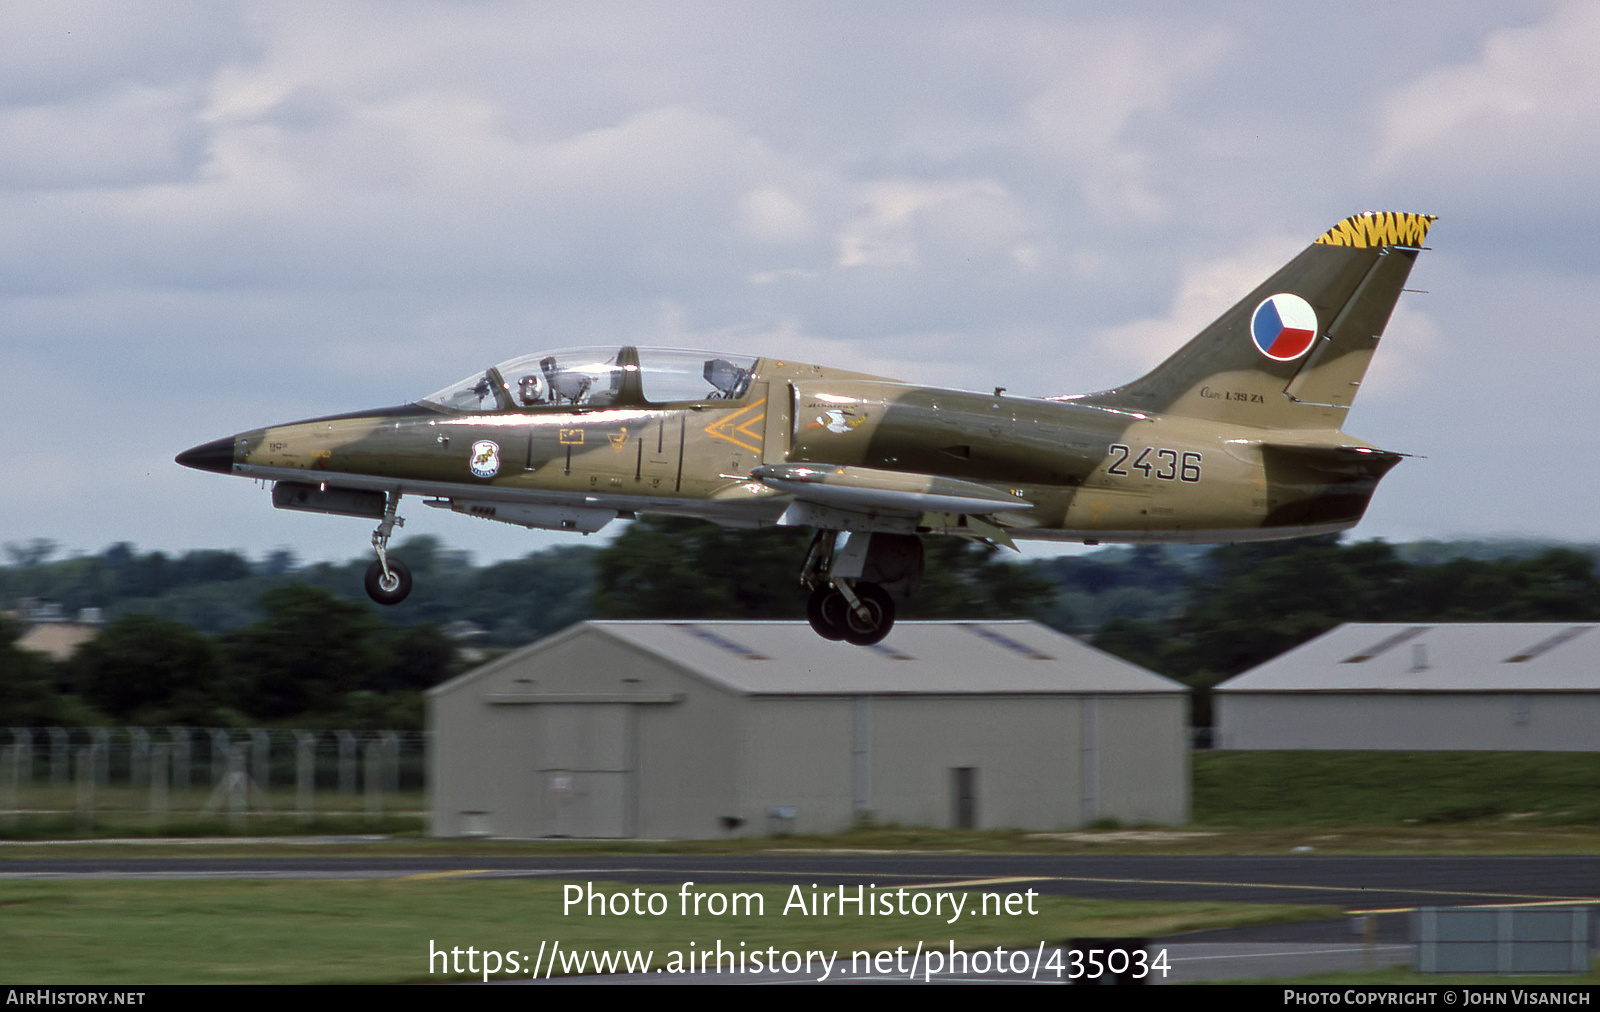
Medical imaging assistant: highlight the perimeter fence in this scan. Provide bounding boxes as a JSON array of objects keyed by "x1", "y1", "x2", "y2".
[{"x1": 0, "y1": 726, "x2": 426, "y2": 837}]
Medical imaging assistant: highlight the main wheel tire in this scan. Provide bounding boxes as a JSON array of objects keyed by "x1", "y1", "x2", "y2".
[
  {"x1": 364, "y1": 558, "x2": 413, "y2": 605},
  {"x1": 806, "y1": 584, "x2": 848, "y2": 641},
  {"x1": 841, "y1": 582, "x2": 895, "y2": 646}
]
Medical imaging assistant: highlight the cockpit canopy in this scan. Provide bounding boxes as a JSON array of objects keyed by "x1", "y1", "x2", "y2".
[{"x1": 423, "y1": 347, "x2": 757, "y2": 412}]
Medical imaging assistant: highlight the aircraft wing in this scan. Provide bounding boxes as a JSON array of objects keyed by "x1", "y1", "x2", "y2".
[{"x1": 750, "y1": 463, "x2": 1033, "y2": 516}]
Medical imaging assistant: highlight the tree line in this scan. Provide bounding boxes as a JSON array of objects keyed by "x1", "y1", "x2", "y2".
[
  {"x1": 1, "y1": 585, "x2": 452, "y2": 729},
  {"x1": 1090, "y1": 537, "x2": 1600, "y2": 724},
  {"x1": 4, "y1": 525, "x2": 1599, "y2": 729}
]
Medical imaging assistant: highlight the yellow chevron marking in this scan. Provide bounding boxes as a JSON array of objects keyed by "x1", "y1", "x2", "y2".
[
  {"x1": 1315, "y1": 211, "x2": 1436, "y2": 249},
  {"x1": 704, "y1": 400, "x2": 766, "y2": 454}
]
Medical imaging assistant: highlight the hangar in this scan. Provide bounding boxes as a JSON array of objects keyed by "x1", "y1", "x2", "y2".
[
  {"x1": 427, "y1": 620, "x2": 1188, "y2": 839},
  {"x1": 1214, "y1": 623, "x2": 1600, "y2": 750}
]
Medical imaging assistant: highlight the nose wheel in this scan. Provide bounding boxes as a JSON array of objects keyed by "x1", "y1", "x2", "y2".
[
  {"x1": 364, "y1": 557, "x2": 412, "y2": 605},
  {"x1": 364, "y1": 492, "x2": 411, "y2": 606}
]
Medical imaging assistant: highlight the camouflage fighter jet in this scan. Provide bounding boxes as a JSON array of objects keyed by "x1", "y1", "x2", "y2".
[{"x1": 178, "y1": 211, "x2": 1435, "y2": 645}]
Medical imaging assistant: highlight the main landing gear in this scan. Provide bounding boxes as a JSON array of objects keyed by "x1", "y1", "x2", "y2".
[
  {"x1": 807, "y1": 580, "x2": 894, "y2": 646},
  {"x1": 364, "y1": 493, "x2": 412, "y2": 606},
  {"x1": 800, "y1": 531, "x2": 924, "y2": 646}
]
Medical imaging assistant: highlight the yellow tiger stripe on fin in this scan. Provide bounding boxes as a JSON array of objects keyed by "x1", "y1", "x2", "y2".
[{"x1": 1314, "y1": 211, "x2": 1436, "y2": 249}]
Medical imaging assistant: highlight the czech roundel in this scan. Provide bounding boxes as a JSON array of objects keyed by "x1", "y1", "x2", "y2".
[{"x1": 1250, "y1": 293, "x2": 1319, "y2": 361}]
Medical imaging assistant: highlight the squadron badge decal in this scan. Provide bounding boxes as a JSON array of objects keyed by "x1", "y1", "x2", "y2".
[
  {"x1": 469, "y1": 440, "x2": 500, "y2": 478},
  {"x1": 809, "y1": 409, "x2": 866, "y2": 435}
]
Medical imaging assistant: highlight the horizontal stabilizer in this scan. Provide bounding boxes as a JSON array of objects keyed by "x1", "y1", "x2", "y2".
[
  {"x1": 1254, "y1": 441, "x2": 1405, "y2": 477},
  {"x1": 1251, "y1": 441, "x2": 1404, "y2": 530}
]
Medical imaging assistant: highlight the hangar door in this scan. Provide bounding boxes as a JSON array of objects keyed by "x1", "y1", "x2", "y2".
[{"x1": 532, "y1": 704, "x2": 633, "y2": 838}]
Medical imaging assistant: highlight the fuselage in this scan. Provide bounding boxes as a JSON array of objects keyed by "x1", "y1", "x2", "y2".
[
  {"x1": 176, "y1": 211, "x2": 1432, "y2": 643},
  {"x1": 179, "y1": 348, "x2": 1398, "y2": 545}
]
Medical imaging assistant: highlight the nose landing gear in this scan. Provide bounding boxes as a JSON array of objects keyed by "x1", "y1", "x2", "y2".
[{"x1": 364, "y1": 493, "x2": 411, "y2": 606}]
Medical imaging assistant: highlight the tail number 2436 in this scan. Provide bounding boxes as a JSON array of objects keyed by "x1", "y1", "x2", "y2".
[{"x1": 1107, "y1": 445, "x2": 1202, "y2": 482}]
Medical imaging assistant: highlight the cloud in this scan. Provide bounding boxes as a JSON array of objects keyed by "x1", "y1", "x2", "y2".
[
  {"x1": 738, "y1": 187, "x2": 814, "y2": 245},
  {"x1": 835, "y1": 178, "x2": 1026, "y2": 269},
  {"x1": 1004, "y1": 20, "x2": 1232, "y2": 223},
  {"x1": 1374, "y1": 2, "x2": 1600, "y2": 209},
  {"x1": 0, "y1": 0, "x2": 253, "y2": 105},
  {"x1": 1091, "y1": 234, "x2": 1301, "y2": 374},
  {"x1": 0, "y1": 4, "x2": 1592, "y2": 560},
  {"x1": 0, "y1": 83, "x2": 209, "y2": 189}
]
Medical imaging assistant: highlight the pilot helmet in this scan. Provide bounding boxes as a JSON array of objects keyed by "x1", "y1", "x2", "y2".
[{"x1": 517, "y1": 374, "x2": 544, "y2": 405}]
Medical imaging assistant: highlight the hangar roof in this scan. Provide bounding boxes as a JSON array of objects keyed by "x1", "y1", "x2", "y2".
[
  {"x1": 1216, "y1": 623, "x2": 1600, "y2": 693},
  {"x1": 441, "y1": 620, "x2": 1183, "y2": 697}
]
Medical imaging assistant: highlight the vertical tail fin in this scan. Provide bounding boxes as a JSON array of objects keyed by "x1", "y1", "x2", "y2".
[{"x1": 1085, "y1": 212, "x2": 1436, "y2": 430}]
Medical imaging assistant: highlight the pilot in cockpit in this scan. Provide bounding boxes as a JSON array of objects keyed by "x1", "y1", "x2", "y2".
[
  {"x1": 516, "y1": 374, "x2": 545, "y2": 406},
  {"x1": 541, "y1": 356, "x2": 593, "y2": 404}
]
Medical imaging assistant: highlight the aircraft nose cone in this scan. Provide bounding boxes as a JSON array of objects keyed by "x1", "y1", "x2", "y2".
[{"x1": 175, "y1": 436, "x2": 236, "y2": 475}]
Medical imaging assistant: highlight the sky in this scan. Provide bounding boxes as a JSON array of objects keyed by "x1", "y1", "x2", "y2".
[{"x1": 2, "y1": 0, "x2": 1596, "y2": 567}]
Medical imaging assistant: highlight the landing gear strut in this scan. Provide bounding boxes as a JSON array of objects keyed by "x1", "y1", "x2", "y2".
[
  {"x1": 800, "y1": 530, "x2": 902, "y2": 646},
  {"x1": 364, "y1": 493, "x2": 411, "y2": 606}
]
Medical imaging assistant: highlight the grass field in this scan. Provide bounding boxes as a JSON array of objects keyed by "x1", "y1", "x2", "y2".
[
  {"x1": 6, "y1": 751, "x2": 1600, "y2": 983},
  {"x1": 4, "y1": 751, "x2": 1600, "y2": 855},
  {"x1": 0, "y1": 878, "x2": 1336, "y2": 983},
  {"x1": 1193, "y1": 751, "x2": 1600, "y2": 826}
]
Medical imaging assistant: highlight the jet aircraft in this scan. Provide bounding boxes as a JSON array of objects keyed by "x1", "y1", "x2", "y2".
[{"x1": 178, "y1": 211, "x2": 1435, "y2": 645}]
